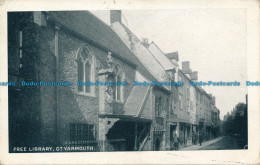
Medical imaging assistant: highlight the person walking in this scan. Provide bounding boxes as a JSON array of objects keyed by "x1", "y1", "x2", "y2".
[
  {"x1": 199, "y1": 132, "x2": 203, "y2": 146},
  {"x1": 173, "y1": 133, "x2": 179, "y2": 150}
]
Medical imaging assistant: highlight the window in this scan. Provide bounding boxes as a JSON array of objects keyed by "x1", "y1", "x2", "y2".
[
  {"x1": 166, "y1": 98, "x2": 169, "y2": 112},
  {"x1": 155, "y1": 96, "x2": 162, "y2": 117},
  {"x1": 171, "y1": 100, "x2": 174, "y2": 114},
  {"x1": 113, "y1": 64, "x2": 123, "y2": 101},
  {"x1": 179, "y1": 94, "x2": 183, "y2": 109},
  {"x1": 77, "y1": 45, "x2": 94, "y2": 94},
  {"x1": 19, "y1": 31, "x2": 23, "y2": 68},
  {"x1": 70, "y1": 123, "x2": 95, "y2": 141},
  {"x1": 114, "y1": 75, "x2": 121, "y2": 101}
]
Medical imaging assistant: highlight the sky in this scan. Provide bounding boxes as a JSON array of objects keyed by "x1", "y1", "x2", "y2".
[{"x1": 91, "y1": 9, "x2": 247, "y2": 119}]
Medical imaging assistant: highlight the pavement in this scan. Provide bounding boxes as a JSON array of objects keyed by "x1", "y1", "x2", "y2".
[{"x1": 179, "y1": 137, "x2": 224, "y2": 150}]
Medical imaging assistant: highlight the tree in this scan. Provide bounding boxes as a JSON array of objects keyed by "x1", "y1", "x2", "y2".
[{"x1": 222, "y1": 102, "x2": 247, "y2": 148}]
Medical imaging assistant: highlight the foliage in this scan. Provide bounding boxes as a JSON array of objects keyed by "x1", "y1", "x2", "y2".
[{"x1": 222, "y1": 102, "x2": 248, "y2": 148}]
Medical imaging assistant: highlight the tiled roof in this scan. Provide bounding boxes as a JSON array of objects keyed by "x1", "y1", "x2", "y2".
[
  {"x1": 166, "y1": 52, "x2": 179, "y2": 61},
  {"x1": 148, "y1": 42, "x2": 176, "y2": 71},
  {"x1": 47, "y1": 11, "x2": 157, "y2": 81},
  {"x1": 124, "y1": 86, "x2": 149, "y2": 116},
  {"x1": 112, "y1": 22, "x2": 167, "y2": 83}
]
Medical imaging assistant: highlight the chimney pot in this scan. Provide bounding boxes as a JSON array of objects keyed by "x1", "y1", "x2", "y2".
[
  {"x1": 110, "y1": 10, "x2": 121, "y2": 24},
  {"x1": 182, "y1": 61, "x2": 190, "y2": 70},
  {"x1": 181, "y1": 61, "x2": 191, "y2": 74},
  {"x1": 190, "y1": 71, "x2": 198, "y2": 80}
]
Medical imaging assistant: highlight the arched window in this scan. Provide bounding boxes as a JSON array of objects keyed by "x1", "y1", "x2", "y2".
[
  {"x1": 113, "y1": 64, "x2": 123, "y2": 101},
  {"x1": 115, "y1": 74, "x2": 121, "y2": 101},
  {"x1": 77, "y1": 45, "x2": 95, "y2": 94}
]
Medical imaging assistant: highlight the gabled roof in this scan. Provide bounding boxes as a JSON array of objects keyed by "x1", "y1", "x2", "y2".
[
  {"x1": 47, "y1": 11, "x2": 157, "y2": 82},
  {"x1": 166, "y1": 52, "x2": 179, "y2": 61},
  {"x1": 148, "y1": 42, "x2": 177, "y2": 71},
  {"x1": 111, "y1": 22, "x2": 168, "y2": 84}
]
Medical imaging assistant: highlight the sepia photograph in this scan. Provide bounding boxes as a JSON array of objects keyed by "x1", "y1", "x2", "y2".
[{"x1": 0, "y1": 0, "x2": 259, "y2": 164}]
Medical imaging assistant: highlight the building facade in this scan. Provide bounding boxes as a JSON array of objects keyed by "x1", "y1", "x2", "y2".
[{"x1": 8, "y1": 10, "x2": 221, "y2": 152}]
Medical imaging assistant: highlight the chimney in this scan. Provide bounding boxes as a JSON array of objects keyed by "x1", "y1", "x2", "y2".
[
  {"x1": 141, "y1": 38, "x2": 149, "y2": 48},
  {"x1": 181, "y1": 61, "x2": 191, "y2": 75},
  {"x1": 212, "y1": 96, "x2": 216, "y2": 105},
  {"x1": 110, "y1": 10, "x2": 121, "y2": 24},
  {"x1": 190, "y1": 71, "x2": 198, "y2": 81},
  {"x1": 165, "y1": 52, "x2": 179, "y2": 67},
  {"x1": 182, "y1": 61, "x2": 190, "y2": 70}
]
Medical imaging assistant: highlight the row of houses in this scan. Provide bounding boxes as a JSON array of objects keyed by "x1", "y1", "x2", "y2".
[{"x1": 8, "y1": 10, "x2": 220, "y2": 152}]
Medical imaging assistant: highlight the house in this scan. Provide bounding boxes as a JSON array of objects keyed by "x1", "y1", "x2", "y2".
[
  {"x1": 110, "y1": 11, "x2": 173, "y2": 151},
  {"x1": 145, "y1": 41, "x2": 177, "y2": 150}
]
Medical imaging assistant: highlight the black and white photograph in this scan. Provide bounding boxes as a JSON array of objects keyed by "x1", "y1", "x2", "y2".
[
  {"x1": 0, "y1": 0, "x2": 259, "y2": 164},
  {"x1": 7, "y1": 9, "x2": 248, "y2": 152}
]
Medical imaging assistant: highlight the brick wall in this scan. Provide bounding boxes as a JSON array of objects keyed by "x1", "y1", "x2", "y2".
[
  {"x1": 38, "y1": 24, "x2": 57, "y2": 145},
  {"x1": 55, "y1": 26, "x2": 136, "y2": 144}
]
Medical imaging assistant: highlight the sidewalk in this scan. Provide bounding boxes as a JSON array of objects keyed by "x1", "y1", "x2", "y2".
[{"x1": 179, "y1": 137, "x2": 224, "y2": 150}]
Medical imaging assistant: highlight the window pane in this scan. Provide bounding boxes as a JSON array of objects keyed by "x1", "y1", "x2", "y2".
[
  {"x1": 179, "y1": 94, "x2": 182, "y2": 109},
  {"x1": 19, "y1": 31, "x2": 23, "y2": 47},
  {"x1": 166, "y1": 98, "x2": 169, "y2": 111},
  {"x1": 70, "y1": 124, "x2": 76, "y2": 141},
  {"x1": 19, "y1": 50, "x2": 23, "y2": 58},
  {"x1": 159, "y1": 96, "x2": 161, "y2": 116},
  {"x1": 78, "y1": 60, "x2": 83, "y2": 92},
  {"x1": 70, "y1": 124, "x2": 95, "y2": 141},
  {"x1": 83, "y1": 125, "x2": 88, "y2": 140},
  {"x1": 155, "y1": 96, "x2": 162, "y2": 117},
  {"x1": 85, "y1": 62, "x2": 91, "y2": 93},
  {"x1": 77, "y1": 124, "x2": 82, "y2": 141},
  {"x1": 89, "y1": 125, "x2": 94, "y2": 140},
  {"x1": 155, "y1": 97, "x2": 158, "y2": 116}
]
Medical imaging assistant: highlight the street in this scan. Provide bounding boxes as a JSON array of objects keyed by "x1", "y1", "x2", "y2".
[{"x1": 201, "y1": 136, "x2": 246, "y2": 150}]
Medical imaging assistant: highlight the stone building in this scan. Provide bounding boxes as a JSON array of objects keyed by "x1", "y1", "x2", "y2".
[
  {"x1": 203, "y1": 92, "x2": 213, "y2": 140},
  {"x1": 146, "y1": 41, "x2": 177, "y2": 150},
  {"x1": 176, "y1": 61, "x2": 199, "y2": 147},
  {"x1": 110, "y1": 11, "x2": 173, "y2": 151},
  {"x1": 195, "y1": 87, "x2": 213, "y2": 140},
  {"x1": 8, "y1": 11, "x2": 171, "y2": 152},
  {"x1": 211, "y1": 97, "x2": 221, "y2": 138},
  {"x1": 8, "y1": 10, "x2": 222, "y2": 152}
]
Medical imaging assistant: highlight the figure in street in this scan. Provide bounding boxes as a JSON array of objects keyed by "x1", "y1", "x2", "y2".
[
  {"x1": 173, "y1": 133, "x2": 179, "y2": 150},
  {"x1": 155, "y1": 138, "x2": 160, "y2": 151},
  {"x1": 199, "y1": 132, "x2": 203, "y2": 146}
]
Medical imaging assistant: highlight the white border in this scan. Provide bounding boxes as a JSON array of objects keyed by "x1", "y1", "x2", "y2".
[{"x1": 0, "y1": 0, "x2": 259, "y2": 164}]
